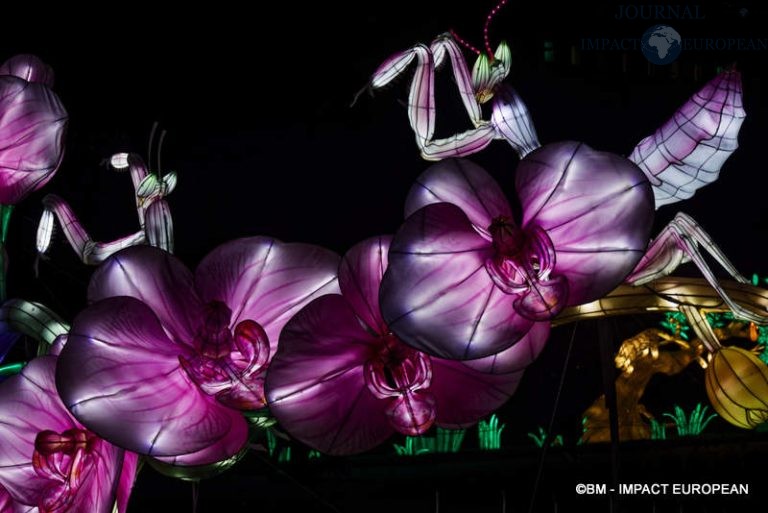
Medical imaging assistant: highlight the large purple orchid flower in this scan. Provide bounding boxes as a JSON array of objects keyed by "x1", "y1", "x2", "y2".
[
  {"x1": 56, "y1": 239, "x2": 339, "y2": 466},
  {"x1": 0, "y1": 356, "x2": 137, "y2": 513},
  {"x1": 266, "y1": 236, "x2": 549, "y2": 455},
  {"x1": 0, "y1": 54, "x2": 67, "y2": 205},
  {"x1": 380, "y1": 145, "x2": 654, "y2": 360}
]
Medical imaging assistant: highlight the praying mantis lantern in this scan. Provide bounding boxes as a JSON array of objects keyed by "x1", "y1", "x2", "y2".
[
  {"x1": 368, "y1": 2, "x2": 762, "y2": 363},
  {"x1": 36, "y1": 126, "x2": 176, "y2": 266}
]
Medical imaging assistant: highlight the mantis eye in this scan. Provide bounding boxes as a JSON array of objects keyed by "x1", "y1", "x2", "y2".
[
  {"x1": 494, "y1": 41, "x2": 512, "y2": 72},
  {"x1": 471, "y1": 41, "x2": 512, "y2": 104}
]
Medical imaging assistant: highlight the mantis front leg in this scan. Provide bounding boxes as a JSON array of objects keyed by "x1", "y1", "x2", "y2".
[
  {"x1": 626, "y1": 212, "x2": 767, "y2": 324},
  {"x1": 371, "y1": 35, "x2": 538, "y2": 160},
  {"x1": 36, "y1": 154, "x2": 174, "y2": 266}
]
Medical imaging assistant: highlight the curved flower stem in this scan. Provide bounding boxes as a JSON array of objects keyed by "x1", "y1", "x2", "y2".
[
  {"x1": 0, "y1": 299, "x2": 70, "y2": 347},
  {"x1": 0, "y1": 361, "x2": 24, "y2": 378},
  {"x1": 0, "y1": 298, "x2": 69, "y2": 377},
  {"x1": 0, "y1": 204, "x2": 13, "y2": 301}
]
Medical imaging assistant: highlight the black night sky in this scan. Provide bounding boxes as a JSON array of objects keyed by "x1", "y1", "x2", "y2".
[{"x1": 3, "y1": 2, "x2": 768, "y2": 512}]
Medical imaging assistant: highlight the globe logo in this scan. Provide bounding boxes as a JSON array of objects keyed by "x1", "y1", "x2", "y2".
[{"x1": 641, "y1": 25, "x2": 682, "y2": 65}]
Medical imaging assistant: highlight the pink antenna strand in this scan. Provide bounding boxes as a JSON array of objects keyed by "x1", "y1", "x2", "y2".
[
  {"x1": 483, "y1": 0, "x2": 509, "y2": 58},
  {"x1": 449, "y1": 29, "x2": 481, "y2": 55}
]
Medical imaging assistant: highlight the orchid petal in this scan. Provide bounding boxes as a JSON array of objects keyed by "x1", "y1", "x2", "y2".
[
  {"x1": 88, "y1": 246, "x2": 203, "y2": 347},
  {"x1": 57, "y1": 297, "x2": 247, "y2": 464},
  {"x1": 115, "y1": 451, "x2": 139, "y2": 513},
  {"x1": 0, "y1": 357, "x2": 129, "y2": 513},
  {"x1": 517, "y1": 141, "x2": 654, "y2": 305},
  {"x1": 338, "y1": 236, "x2": 391, "y2": 334},
  {"x1": 0, "y1": 55, "x2": 54, "y2": 87},
  {"x1": 462, "y1": 321, "x2": 550, "y2": 374},
  {"x1": 0, "y1": 486, "x2": 13, "y2": 511},
  {"x1": 68, "y1": 443, "x2": 137, "y2": 513},
  {"x1": 266, "y1": 294, "x2": 391, "y2": 455},
  {"x1": 146, "y1": 447, "x2": 247, "y2": 480},
  {"x1": 150, "y1": 440, "x2": 246, "y2": 467},
  {"x1": 381, "y1": 203, "x2": 533, "y2": 360},
  {"x1": 432, "y1": 357, "x2": 524, "y2": 428},
  {"x1": 404, "y1": 159, "x2": 512, "y2": 234},
  {"x1": 0, "y1": 76, "x2": 67, "y2": 205},
  {"x1": 195, "y1": 237, "x2": 340, "y2": 353},
  {"x1": 0, "y1": 358, "x2": 70, "y2": 506}
]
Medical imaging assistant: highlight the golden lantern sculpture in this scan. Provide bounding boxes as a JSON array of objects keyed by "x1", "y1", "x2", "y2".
[
  {"x1": 705, "y1": 346, "x2": 768, "y2": 429},
  {"x1": 556, "y1": 278, "x2": 768, "y2": 432}
]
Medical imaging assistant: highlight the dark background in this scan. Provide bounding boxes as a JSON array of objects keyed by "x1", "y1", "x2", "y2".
[{"x1": 3, "y1": 2, "x2": 768, "y2": 512}]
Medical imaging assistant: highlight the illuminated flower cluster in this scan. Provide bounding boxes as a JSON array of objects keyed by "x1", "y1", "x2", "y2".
[
  {"x1": 266, "y1": 237, "x2": 549, "y2": 454},
  {"x1": 0, "y1": 34, "x2": 759, "y2": 513},
  {"x1": 57, "y1": 239, "x2": 339, "y2": 465}
]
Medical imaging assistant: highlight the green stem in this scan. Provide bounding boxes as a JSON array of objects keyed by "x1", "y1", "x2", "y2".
[
  {"x1": 0, "y1": 204, "x2": 12, "y2": 245},
  {"x1": 0, "y1": 362, "x2": 24, "y2": 378},
  {"x1": 0, "y1": 204, "x2": 13, "y2": 302}
]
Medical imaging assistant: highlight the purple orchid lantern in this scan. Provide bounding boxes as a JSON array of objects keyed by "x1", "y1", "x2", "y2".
[
  {"x1": 0, "y1": 356, "x2": 137, "y2": 513},
  {"x1": 0, "y1": 54, "x2": 68, "y2": 300},
  {"x1": 0, "y1": 54, "x2": 67, "y2": 206},
  {"x1": 56, "y1": 239, "x2": 340, "y2": 466},
  {"x1": 266, "y1": 236, "x2": 549, "y2": 455},
  {"x1": 380, "y1": 148, "x2": 654, "y2": 361}
]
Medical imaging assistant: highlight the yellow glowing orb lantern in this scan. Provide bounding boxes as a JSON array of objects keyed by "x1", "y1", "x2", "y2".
[{"x1": 705, "y1": 346, "x2": 768, "y2": 429}]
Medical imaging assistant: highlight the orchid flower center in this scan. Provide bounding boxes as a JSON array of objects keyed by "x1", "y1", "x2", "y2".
[
  {"x1": 485, "y1": 216, "x2": 569, "y2": 321},
  {"x1": 364, "y1": 334, "x2": 436, "y2": 436},
  {"x1": 32, "y1": 428, "x2": 97, "y2": 513},
  {"x1": 180, "y1": 301, "x2": 271, "y2": 410}
]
